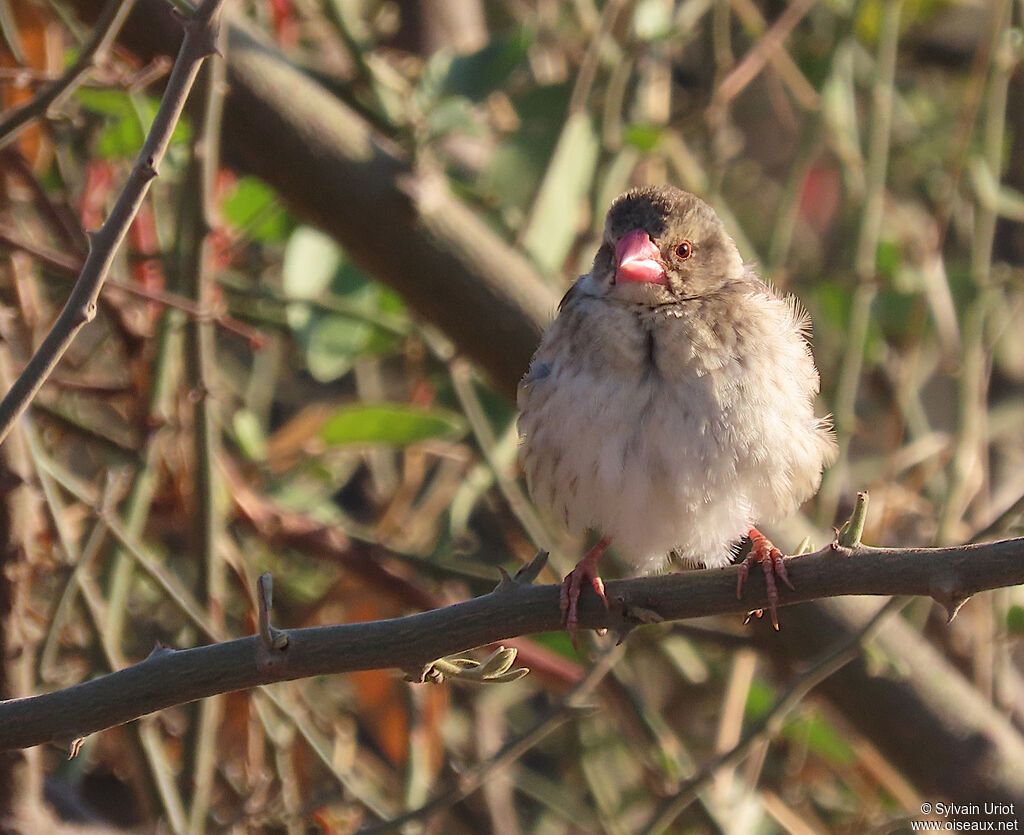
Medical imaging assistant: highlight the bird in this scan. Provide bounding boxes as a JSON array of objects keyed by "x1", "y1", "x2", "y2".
[{"x1": 517, "y1": 185, "x2": 837, "y2": 645}]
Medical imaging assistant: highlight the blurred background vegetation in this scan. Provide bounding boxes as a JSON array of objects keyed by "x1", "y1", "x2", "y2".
[{"x1": 1, "y1": 0, "x2": 1024, "y2": 831}]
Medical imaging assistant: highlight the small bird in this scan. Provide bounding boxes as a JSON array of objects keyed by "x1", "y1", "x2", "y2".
[{"x1": 517, "y1": 185, "x2": 837, "y2": 644}]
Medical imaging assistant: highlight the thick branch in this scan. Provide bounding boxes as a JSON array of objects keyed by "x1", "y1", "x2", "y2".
[
  {"x1": 2, "y1": 538, "x2": 1023, "y2": 752},
  {"x1": 0, "y1": 0, "x2": 224, "y2": 445},
  {"x1": 66, "y1": 0, "x2": 559, "y2": 400}
]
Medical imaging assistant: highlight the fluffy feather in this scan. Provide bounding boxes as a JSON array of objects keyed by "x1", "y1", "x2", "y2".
[{"x1": 517, "y1": 186, "x2": 836, "y2": 576}]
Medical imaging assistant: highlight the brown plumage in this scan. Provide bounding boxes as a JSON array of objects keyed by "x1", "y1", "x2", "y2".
[{"x1": 518, "y1": 186, "x2": 836, "y2": 644}]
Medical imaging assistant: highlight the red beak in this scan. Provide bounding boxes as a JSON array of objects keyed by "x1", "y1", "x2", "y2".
[{"x1": 614, "y1": 229, "x2": 666, "y2": 285}]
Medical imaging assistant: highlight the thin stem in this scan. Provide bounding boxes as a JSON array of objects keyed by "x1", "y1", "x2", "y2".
[
  {"x1": 937, "y1": 6, "x2": 1017, "y2": 542},
  {"x1": 0, "y1": 0, "x2": 137, "y2": 149},
  {"x1": 183, "y1": 22, "x2": 228, "y2": 828},
  {"x1": 0, "y1": 0, "x2": 226, "y2": 446},
  {"x1": 816, "y1": 0, "x2": 903, "y2": 524},
  {"x1": 640, "y1": 598, "x2": 907, "y2": 833}
]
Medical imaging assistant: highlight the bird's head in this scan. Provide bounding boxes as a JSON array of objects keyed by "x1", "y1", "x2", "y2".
[{"x1": 590, "y1": 185, "x2": 744, "y2": 304}]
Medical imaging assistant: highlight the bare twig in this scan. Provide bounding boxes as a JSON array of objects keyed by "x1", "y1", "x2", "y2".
[
  {"x1": 182, "y1": 31, "x2": 229, "y2": 829},
  {"x1": 0, "y1": 220, "x2": 265, "y2": 344},
  {"x1": 2, "y1": 537, "x2": 1024, "y2": 752},
  {"x1": 937, "y1": 8, "x2": 1018, "y2": 542},
  {"x1": 0, "y1": 0, "x2": 137, "y2": 150},
  {"x1": 641, "y1": 597, "x2": 906, "y2": 833},
  {"x1": 0, "y1": 0, "x2": 226, "y2": 446},
  {"x1": 711, "y1": 0, "x2": 819, "y2": 110},
  {"x1": 0, "y1": 150, "x2": 88, "y2": 257},
  {"x1": 816, "y1": 0, "x2": 904, "y2": 524}
]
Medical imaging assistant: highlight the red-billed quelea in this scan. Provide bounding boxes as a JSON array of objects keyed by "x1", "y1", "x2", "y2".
[{"x1": 517, "y1": 185, "x2": 837, "y2": 645}]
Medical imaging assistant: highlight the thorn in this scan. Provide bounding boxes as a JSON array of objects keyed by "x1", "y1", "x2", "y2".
[
  {"x1": 943, "y1": 594, "x2": 970, "y2": 623},
  {"x1": 614, "y1": 624, "x2": 635, "y2": 645},
  {"x1": 257, "y1": 572, "x2": 288, "y2": 650},
  {"x1": 146, "y1": 640, "x2": 173, "y2": 659},
  {"x1": 837, "y1": 491, "x2": 869, "y2": 548},
  {"x1": 514, "y1": 550, "x2": 549, "y2": 585},
  {"x1": 494, "y1": 566, "x2": 514, "y2": 592},
  {"x1": 496, "y1": 551, "x2": 550, "y2": 592},
  {"x1": 138, "y1": 157, "x2": 158, "y2": 181}
]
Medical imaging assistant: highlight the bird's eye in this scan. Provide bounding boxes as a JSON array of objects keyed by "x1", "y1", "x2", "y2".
[{"x1": 674, "y1": 241, "x2": 693, "y2": 261}]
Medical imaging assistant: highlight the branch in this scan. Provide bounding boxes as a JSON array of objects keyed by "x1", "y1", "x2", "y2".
[
  {"x1": 67, "y1": 0, "x2": 560, "y2": 400},
  {"x1": 0, "y1": 0, "x2": 137, "y2": 150},
  {"x1": 48, "y1": 0, "x2": 1024, "y2": 806},
  {"x1": 640, "y1": 598, "x2": 905, "y2": 834},
  {"x1": 0, "y1": 220, "x2": 266, "y2": 345},
  {"x1": 2, "y1": 538, "x2": 1023, "y2": 752},
  {"x1": 0, "y1": 0, "x2": 225, "y2": 446}
]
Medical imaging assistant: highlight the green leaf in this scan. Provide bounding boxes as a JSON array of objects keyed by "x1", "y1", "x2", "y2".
[
  {"x1": 529, "y1": 630, "x2": 579, "y2": 659},
  {"x1": 303, "y1": 316, "x2": 373, "y2": 382},
  {"x1": 1007, "y1": 605, "x2": 1024, "y2": 635},
  {"x1": 283, "y1": 227, "x2": 407, "y2": 381},
  {"x1": 875, "y1": 239, "x2": 901, "y2": 280},
  {"x1": 521, "y1": 110, "x2": 599, "y2": 275},
  {"x1": 222, "y1": 177, "x2": 290, "y2": 242},
  {"x1": 623, "y1": 123, "x2": 664, "y2": 152},
  {"x1": 745, "y1": 679, "x2": 776, "y2": 720},
  {"x1": 233, "y1": 409, "x2": 268, "y2": 461},
  {"x1": 321, "y1": 403, "x2": 466, "y2": 447},
  {"x1": 424, "y1": 97, "x2": 477, "y2": 137},
  {"x1": 814, "y1": 283, "x2": 852, "y2": 331},
  {"x1": 76, "y1": 89, "x2": 191, "y2": 159},
  {"x1": 480, "y1": 84, "x2": 572, "y2": 211},
  {"x1": 283, "y1": 226, "x2": 343, "y2": 300},
  {"x1": 784, "y1": 713, "x2": 855, "y2": 766},
  {"x1": 444, "y1": 29, "x2": 532, "y2": 101}
]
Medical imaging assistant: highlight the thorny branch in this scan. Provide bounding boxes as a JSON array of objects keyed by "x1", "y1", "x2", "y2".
[
  {"x1": 1, "y1": 535, "x2": 1023, "y2": 752},
  {"x1": 0, "y1": 0, "x2": 226, "y2": 446},
  {"x1": 0, "y1": 0, "x2": 137, "y2": 149}
]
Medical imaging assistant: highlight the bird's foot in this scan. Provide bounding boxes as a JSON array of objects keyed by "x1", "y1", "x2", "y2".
[
  {"x1": 560, "y1": 537, "x2": 611, "y2": 650},
  {"x1": 736, "y1": 528, "x2": 794, "y2": 630}
]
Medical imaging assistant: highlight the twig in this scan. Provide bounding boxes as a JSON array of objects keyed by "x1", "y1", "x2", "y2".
[
  {"x1": 0, "y1": 0, "x2": 137, "y2": 150},
  {"x1": 1, "y1": 150, "x2": 88, "y2": 257},
  {"x1": 2, "y1": 536, "x2": 1024, "y2": 751},
  {"x1": 0, "y1": 0, "x2": 226, "y2": 446},
  {"x1": 33, "y1": 448, "x2": 221, "y2": 641},
  {"x1": 816, "y1": 0, "x2": 903, "y2": 524},
  {"x1": 0, "y1": 220, "x2": 266, "y2": 345},
  {"x1": 182, "y1": 30, "x2": 229, "y2": 830},
  {"x1": 640, "y1": 597, "x2": 906, "y2": 833},
  {"x1": 711, "y1": 0, "x2": 819, "y2": 109},
  {"x1": 725, "y1": 0, "x2": 819, "y2": 110},
  {"x1": 936, "y1": 12, "x2": 1018, "y2": 542},
  {"x1": 364, "y1": 645, "x2": 624, "y2": 832}
]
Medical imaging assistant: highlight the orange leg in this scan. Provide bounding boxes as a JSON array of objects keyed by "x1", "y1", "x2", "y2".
[
  {"x1": 736, "y1": 528, "x2": 794, "y2": 630},
  {"x1": 560, "y1": 537, "x2": 611, "y2": 650}
]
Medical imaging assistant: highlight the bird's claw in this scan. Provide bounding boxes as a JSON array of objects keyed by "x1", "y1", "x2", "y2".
[
  {"x1": 736, "y1": 528, "x2": 794, "y2": 630},
  {"x1": 560, "y1": 562, "x2": 609, "y2": 651}
]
